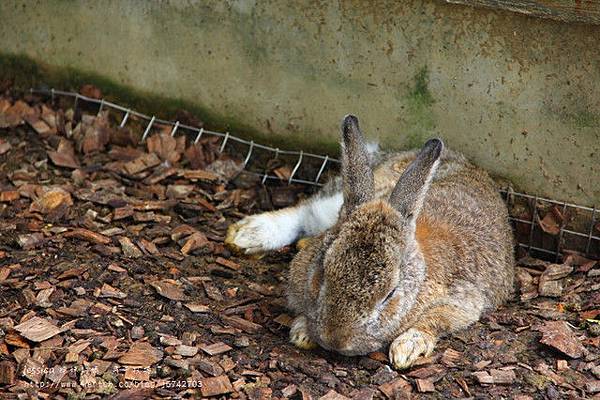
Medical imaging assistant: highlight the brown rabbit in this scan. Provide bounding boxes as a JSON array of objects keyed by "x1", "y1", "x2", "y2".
[{"x1": 226, "y1": 115, "x2": 514, "y2": 369}]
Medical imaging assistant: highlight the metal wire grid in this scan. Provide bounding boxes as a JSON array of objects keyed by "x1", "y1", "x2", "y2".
[
  {"x1": 29, "y1": 89, "x2": 599, "y2": 261},
  {"x1": 501, "y1": 189, "x2": 599, "y2": 261},
  {"x1": 29, "y1": 88, "x2": 339, "y2": 187}
]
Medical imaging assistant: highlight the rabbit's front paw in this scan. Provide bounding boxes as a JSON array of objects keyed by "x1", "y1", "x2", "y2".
[
  {"x1": 225, "y1": 213, "x2": 287, "y2": 254},
  {"x1": 290, "y1": 315, "x2": 317, "y2": 350},
  {"x1": 389, "y1": 328, "x2": 436, "y2": 370}
]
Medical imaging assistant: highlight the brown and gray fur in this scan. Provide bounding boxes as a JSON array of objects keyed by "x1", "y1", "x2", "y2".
[{"x1": 227, "y1": 115, "x2": 514, "y2": 368}]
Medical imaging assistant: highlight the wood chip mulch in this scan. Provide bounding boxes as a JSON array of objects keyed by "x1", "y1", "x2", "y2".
[{"x1": 1, "y1": 89, "x2": 600, "y2": 399}]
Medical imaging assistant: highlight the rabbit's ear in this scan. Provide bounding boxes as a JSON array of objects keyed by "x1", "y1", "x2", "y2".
[
  {"x1": 389, "y1": 138, "x2": 443, "y2": 221},
  {"x1": 340, "y1": 115, "x2": 374, "y2": 215}
]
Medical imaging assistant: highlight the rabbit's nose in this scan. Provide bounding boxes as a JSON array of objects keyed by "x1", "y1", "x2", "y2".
[
  {"x1": 319, "y1": 326, "x2": 357, "y2": 352},
  {"x1": 318, "y1": 331, "x2": 343, "y2": 351},
  {"x1": 333, "y1": 339, "x2": 364, "y2": 356},
  {"x1": 336, "y1": 344, "x2": 358, "y2": 356},
  {"x1": 324, "y1": 335, "x2": 354, "y2": 354}
]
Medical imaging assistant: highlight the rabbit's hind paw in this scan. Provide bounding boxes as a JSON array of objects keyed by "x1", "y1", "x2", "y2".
[{"x1": 225, "y1": 214, "x2": 279, "y2": 255}]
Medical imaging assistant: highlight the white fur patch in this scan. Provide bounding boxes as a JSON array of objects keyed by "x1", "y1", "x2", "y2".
[
  {"x1": 365, "y1": 141, "x2": 380, "y2": 161},
  {"x1": 301, "y1": 193, "x2": 343, "y2": 236},
  {"x1": 227, "y1": 192, "x2": 343, "y2": 253}
]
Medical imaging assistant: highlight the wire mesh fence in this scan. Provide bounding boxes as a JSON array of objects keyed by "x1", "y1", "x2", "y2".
[
  {"x1": 30, "y1": 88, "x2": 600, "y2": 262},
  {"x1": 30, "y1": 88, "x2": 339, "y2": 188},
  {"x1": 501, "y1": 189, "x2": 599, "y2": 262}
]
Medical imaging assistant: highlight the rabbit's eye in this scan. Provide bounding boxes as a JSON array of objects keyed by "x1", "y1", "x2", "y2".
[{"x1": 382, "y1": 287, "x2": 397, "y2": 304}]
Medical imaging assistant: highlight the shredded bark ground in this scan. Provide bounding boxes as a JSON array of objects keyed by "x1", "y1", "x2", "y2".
[{"x1": 1, "y1": 90, "x2": 600, "y2": 399}]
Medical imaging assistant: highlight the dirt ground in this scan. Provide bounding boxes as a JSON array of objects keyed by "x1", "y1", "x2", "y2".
[{"x1": 1, "y1": 90, "x2": 600, "y2": 399}]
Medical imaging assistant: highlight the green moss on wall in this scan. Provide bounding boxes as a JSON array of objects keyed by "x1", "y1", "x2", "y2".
[
  {"x1": 0, "y1": 52, "x2": 340, "y2": 157},
  {"x1": 568, "y1": 110, "x2": 600, "y2": 129},
  {"x1": 404, "y1": 66, "x2": 436, "y2": 148},
  {"x1": 411, "y1": 67, "x2": 435, "y2": 107}
]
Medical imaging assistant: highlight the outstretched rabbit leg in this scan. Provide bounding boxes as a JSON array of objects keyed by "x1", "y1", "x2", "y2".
[
  {"x1": 389, "y1": 299, "x2": 483, "y2": 369},
  {"x1": 226, "y1": 180, "x2": 342, "y2": 254}
]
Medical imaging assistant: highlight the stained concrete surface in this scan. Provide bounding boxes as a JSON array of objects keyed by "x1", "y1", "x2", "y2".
[{"x1": 0, "y1": 0, "x2": 599, "y2": 205}]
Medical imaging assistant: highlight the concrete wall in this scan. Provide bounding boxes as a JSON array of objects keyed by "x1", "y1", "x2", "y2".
[{"x1": 0, "y1": 0, "x2": 599, "y2": 205}]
